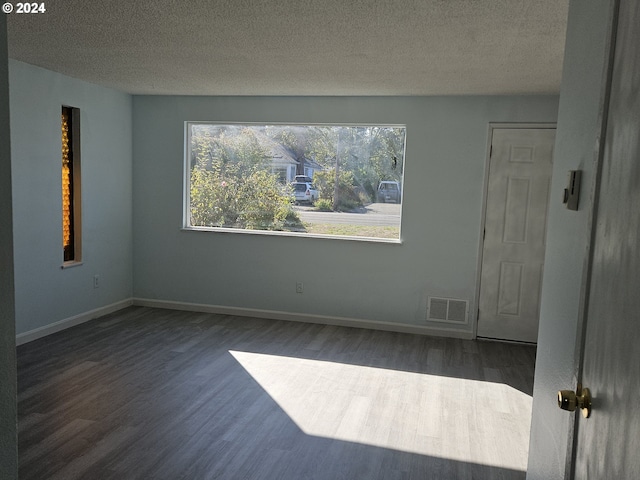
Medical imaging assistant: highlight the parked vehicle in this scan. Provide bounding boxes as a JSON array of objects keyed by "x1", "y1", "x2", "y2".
[
  {"x1": 377, "y1": 181, "x2": 401, "y2": 203},
  {"x1": 292, "y1": 182, "x2": 318, "y2": 204},
  {"x1": 294, "y1": 175, "x2": 313, "y2": 183}
]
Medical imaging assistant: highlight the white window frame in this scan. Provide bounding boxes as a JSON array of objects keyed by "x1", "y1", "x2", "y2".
[{"x1": 183, "y1": 122, "x2": 406, "y2": 243}]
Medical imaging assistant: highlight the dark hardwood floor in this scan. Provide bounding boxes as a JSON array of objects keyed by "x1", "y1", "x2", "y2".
[{"x1": 17, "y1": 307, "x2": 536, "y2": 479}]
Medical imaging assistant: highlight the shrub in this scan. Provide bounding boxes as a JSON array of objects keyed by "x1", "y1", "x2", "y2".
[
  {"x1": 313, "y1": 168, "x2": 363, "y2": 211},
  {"x1": 314, "y1": 198, "x2": 333, "y2": 211},
  {"x1": 190, "y1": 164, "x2": 300, "y2": 231}
]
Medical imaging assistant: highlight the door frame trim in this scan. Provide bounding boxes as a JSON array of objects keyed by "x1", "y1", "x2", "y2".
[{"x1": 473, "y1": 123, "x2": 557, "y2": 340}]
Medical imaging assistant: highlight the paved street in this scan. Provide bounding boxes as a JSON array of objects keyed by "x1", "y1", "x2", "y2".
[{"x1": 294, "y1": 202, "x2": 401, "y2": 227}]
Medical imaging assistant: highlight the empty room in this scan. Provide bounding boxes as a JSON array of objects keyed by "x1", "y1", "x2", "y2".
[{"x1": 1, "y1": 0, "x2": 639, "y2": 479}]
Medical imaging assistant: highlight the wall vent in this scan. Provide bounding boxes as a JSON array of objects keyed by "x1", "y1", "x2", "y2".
[{"x1": 427, "y1": 297, "x2": 469, "y2": 324}]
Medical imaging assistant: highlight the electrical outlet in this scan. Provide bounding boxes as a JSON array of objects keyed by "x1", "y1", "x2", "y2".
[
  {"x1": 93, "y1": 275, "x2": 99, "y2": 289},
  {"x1": 296, "y1": 282, "x2": 304, "y2": 294}
]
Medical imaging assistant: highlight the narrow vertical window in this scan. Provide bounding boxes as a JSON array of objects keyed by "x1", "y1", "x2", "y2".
[{"x1": 62, "y1": 106, "x2": 81, "y2": 264}]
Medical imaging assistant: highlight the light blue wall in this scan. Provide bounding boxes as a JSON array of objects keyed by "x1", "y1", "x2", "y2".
[
  {"x1": 9, "y1": 60, "x2": 133, "y2": 336},
  {"x1": 133, "y1": 95, "x2": 558, "y2": 334},
  {"x1": 0, "y1": 17, "x2": 18, "y2": 480},
  {"x1": 527, "y1": 0, "x2": 616, "y2": 478}
]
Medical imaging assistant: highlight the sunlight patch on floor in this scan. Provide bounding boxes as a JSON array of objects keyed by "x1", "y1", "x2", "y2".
[{"x1": 230, "y1": 350, "x2": 531, "y2": 472}]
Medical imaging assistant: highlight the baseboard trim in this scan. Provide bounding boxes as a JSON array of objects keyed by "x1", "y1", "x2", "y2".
[
  {"x1": 16, "y1": 298, "x2": 134, "y2": 345},
  {"x1": 133, "y1": 298, "x2": 474, "y2": 339}
]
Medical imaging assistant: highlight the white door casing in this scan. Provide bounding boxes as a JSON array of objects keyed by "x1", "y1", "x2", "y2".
[{"x1": 478, "y1": 128, "x2": 555, "y2": 343}]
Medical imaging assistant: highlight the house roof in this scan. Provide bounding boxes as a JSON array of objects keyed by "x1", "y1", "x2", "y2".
[
  {"x1": 6, "y1": 0, "x2": 569, "y2": 96},
  {"x1": 254, "y1": 131, "x2": 299, "y2": 167},
  {"x1": 303, "y1": 159, "x2": 324, "y2": 171},
  {"x1": 266, "y1": 145, "x2": 299, "y2": 168}
]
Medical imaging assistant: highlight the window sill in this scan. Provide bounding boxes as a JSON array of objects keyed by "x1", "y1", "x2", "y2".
[
  {"x1": 61, "y1": 261, "x2": 83, "y2": 269},
  {"x1": 181, "y1": 226, "x2": 402, "y2": 244}
]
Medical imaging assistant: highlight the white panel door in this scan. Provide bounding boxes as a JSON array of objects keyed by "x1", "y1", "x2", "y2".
[{"x1": 477, "y1": 128, "x2": 555, "y2": 343}]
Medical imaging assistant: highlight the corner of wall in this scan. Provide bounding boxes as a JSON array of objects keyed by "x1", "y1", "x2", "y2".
[
  {"x1": 0, "y1": 15, "x2": 19, "y2": 480},
  {"x1": 9, "y1": 61, "x2": 134, "y2": 338}
]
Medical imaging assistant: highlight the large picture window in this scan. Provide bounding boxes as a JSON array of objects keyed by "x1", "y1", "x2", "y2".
[{"x1": 184, "y1": 123, "x2": 406, "y2": 241}]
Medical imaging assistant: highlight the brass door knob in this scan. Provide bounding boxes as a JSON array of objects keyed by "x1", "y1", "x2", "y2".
[{"x1": 558, "y1": 386, "x2": 592, "y2": 418}]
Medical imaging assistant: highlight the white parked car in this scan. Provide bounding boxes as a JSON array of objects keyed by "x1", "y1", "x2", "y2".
[
  {"x1": 294, "y1": 175, "x2": 313, "y2": 183},
  {"x1": 292, "y1": 182, "x2": 318, "y2": 204}
]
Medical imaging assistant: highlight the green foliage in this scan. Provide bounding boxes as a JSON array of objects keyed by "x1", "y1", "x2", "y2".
[
  {"x1": 237, "y1": 171, "x2": 298, "y2": 230},
  {"x1": 300, "y1": 125, "x2": 405, "y2": 205},
  {"x1": 264, "y1": 124, "x2": 406, "y2": 198},
  {"x1": 314, "y1": 198, "x2": 333, "y2": 212},
  {"x1": 341, "y1": 126, "x2": 405, "y2": 200},
  {"x1": 313, "y1": 168, "x2": 363, "y2": 211},
  {"x1": 189, "y1": 126, "x2": 301, "y2": 230},
  {"x1": 311, "y1": 169, "x2": 334, "y2": 201}
]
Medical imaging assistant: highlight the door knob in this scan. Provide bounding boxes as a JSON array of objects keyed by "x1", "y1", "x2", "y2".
[{"x1": 557, "y1": 385, "x2": 592, "y2": 418}]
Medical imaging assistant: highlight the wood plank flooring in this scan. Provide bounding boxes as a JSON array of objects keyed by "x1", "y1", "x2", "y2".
[{"x1": 17, "y1": 307, "x2": 536, "y2": 479}]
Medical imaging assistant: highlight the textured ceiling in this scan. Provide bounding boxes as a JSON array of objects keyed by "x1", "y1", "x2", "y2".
[{"x1": 6, "y1": 0, "x2": 569, "y2": 96}]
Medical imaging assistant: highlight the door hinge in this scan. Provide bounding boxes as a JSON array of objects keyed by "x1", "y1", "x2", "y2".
[{"x1": 489, "y1": 145, "x2": 493, "y2": 158}]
